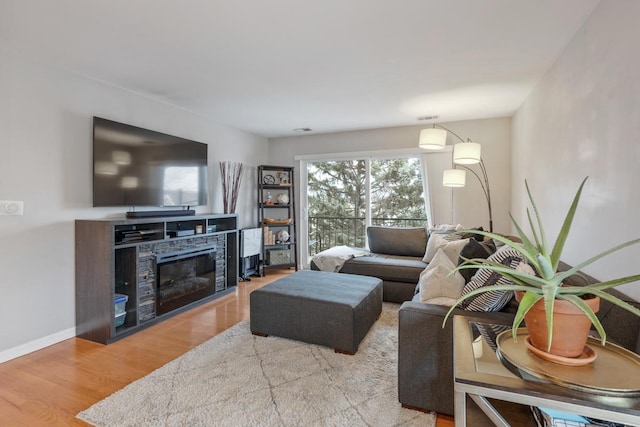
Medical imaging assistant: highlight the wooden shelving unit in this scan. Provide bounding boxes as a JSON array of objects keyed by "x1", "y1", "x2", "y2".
[{"x1": 257, "y1": 165, "x2": 298, "y2": 275}]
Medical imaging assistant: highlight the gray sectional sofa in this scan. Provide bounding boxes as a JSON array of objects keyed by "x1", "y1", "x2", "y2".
[
  {"x1": 310, "y1": 226, "x2": 429, "y2": 303},
  {"x1": 311, "y1": 226, "x2": 640, "y2": 416}
]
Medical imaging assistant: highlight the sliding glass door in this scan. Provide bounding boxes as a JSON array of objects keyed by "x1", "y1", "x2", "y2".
[{"x1": 305, "y1": 156, "x2": 428, "y2": 262}]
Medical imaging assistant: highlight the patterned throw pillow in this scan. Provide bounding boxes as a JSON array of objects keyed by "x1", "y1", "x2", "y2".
[{"x1": 459, "y1": 245, "x2": 524, "y2": 312}]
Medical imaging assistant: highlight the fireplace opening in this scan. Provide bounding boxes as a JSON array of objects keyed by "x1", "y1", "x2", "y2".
[{"x1": 156, "y1": 245, "x2": 216, "y2": 316}]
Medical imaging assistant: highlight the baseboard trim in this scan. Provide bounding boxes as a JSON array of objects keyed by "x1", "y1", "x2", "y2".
[{"x1": 0, "y1": 327, "x2": 76, "y2": 364}]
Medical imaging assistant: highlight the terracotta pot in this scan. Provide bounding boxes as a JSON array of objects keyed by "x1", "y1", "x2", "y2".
[{"x1": 516, "y1": 291, "x2": 600, "y2": 358}]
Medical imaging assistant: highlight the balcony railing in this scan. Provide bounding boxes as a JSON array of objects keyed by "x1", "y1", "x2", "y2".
[{"x1": 308, "y1": 215, "x2": 428, "y2": 256}]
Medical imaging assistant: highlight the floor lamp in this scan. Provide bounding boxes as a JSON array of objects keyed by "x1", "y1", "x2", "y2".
[{"x1": 419, "y1": 124, "x2": 493, "y2": 232}]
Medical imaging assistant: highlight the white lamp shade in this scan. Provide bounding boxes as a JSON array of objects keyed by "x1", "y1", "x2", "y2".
[
  {"x1": 443, "y1": 169, "x2": 466, "y2": 187},
  {"x1": 419, "y1": 128, "x2": 447, "y2": 150},
  {"x1": 453, "y1": 142, "x2": 481, "y2": 164}
]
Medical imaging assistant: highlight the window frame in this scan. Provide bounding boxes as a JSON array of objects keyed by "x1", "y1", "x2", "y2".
[{"x1": 296, "y1": 148, "x2": 434, "y2": 266}]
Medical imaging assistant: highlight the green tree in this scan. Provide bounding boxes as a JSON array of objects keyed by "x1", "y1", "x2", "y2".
[
  {"x1": 308, "y1": 160, "x2": 367, "y2": 249},
  {"x1": 371, "y1": 158, "x2": 426, "y2": 224}
]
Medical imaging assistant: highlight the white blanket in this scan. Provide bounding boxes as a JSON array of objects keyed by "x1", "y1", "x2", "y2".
[{"x1": 311, "y1": 245, "x2": 370, "y2": 272}]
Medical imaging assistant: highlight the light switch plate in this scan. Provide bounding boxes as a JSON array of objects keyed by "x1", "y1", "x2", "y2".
[{"x1": 0, "y1": 201, "x2": 24, "y2": 215}]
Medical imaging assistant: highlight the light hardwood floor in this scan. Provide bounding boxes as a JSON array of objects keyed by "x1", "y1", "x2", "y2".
[{"x1": 0, "y1": 268, "x2": 453, "y2": 426}]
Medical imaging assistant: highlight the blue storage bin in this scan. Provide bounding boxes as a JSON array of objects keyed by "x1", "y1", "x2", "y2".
[
  {"x1": 114, "y1": 293, "x2": 128, "y2": 327},
  {"x1": 115, "y1": 312, "x2": 126, "y2": 327},
  {"x1": 114, "y1": 293, "x2": 128, "y2": 316}
]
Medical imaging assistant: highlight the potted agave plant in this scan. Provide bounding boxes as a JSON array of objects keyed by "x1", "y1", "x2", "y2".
[{"x1": 445, "y1": 177, "x2": 640, "y2": 360}]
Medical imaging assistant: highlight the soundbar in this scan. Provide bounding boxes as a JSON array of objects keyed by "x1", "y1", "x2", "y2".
[{"x1": 126, "y1": 209, "x2": 196, "y2": 218}]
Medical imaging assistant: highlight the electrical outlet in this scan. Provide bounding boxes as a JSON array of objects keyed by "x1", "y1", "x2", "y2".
[{"x1": 0, "y1": 201, "x2": 24, "y2": 215}]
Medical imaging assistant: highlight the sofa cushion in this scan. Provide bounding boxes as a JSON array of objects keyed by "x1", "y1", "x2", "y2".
[
  {"x1": 340, "y1": 253, "x2": 427, "y2": 283},
  {"x1": 423, "y1": 233, "x2": 469, "y2": 263},
  {"x1": 367, "y1": 226, "x2": 428, "y2": 257},
  {"x1": 459, "y1": 245, "x2": 524, "y2": 312},
  {"x1": 418, "y1": 249, "x2": 465, "y2": 303},
  {"x1": 457, "y1": 239, "x2": 497, "y2": 282}
]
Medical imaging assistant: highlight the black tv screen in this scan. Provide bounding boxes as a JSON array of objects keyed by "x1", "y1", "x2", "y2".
[{"x1": 93, "y1": 117, "x2": 208, "y2": 207}]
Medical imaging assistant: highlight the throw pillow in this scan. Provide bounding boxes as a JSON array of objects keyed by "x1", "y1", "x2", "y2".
[
  {"x1": 419, "y1": 249, "x2": 466, "y2": 302},
  {"x1": 423, "y1": 233, "x2": 470, "y2": 263},
  {"x1": 457, "y1": 239, "x2": 497, "y2": 282},
  {"x1": 419, "y1": 246, "x2": 450, "y2": 277},
  {"x1": 456, "y1": 226, "x2": 486, "y2": 241},
  {"x1": 366, "y1": 226, "x2": 428, "y2": 257},
  {"x1": 459, "y1": 245, "x2": 524, "y2": 312}
]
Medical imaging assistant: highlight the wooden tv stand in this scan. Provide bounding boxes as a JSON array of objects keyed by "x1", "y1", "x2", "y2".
[{"x1": 75, "y1": 213, "x2": 238, "y2": 344}]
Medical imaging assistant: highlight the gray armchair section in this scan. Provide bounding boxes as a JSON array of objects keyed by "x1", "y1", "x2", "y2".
[
  {"x1": 338, "y1": 254, "x2": 425, "y2": 303},
  {"x1": 310, "y1": 226, "x2": 429, "y2": 303},
  {"x1": 397, "y1": 302, "x2": 514, "y2": 415}
]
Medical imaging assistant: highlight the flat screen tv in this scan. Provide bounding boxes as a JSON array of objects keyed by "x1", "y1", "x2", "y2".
[{"x1": 93, "y1": 117, "x2": 208, "y2": 209}]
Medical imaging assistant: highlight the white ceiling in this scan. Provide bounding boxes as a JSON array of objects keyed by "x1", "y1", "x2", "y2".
[{"x1": 1, "y1": 0, "x2": 599, "y2": 138}]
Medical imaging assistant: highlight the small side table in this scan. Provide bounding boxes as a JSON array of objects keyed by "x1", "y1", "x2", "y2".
[{"x1": 453, "y1": 315, "x2": 640, "y2": 426}]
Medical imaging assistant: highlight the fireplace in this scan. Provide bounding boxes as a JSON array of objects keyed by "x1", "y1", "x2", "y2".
[{"x1": 156, "y1": 245, "x2": 216, "y2": 316}]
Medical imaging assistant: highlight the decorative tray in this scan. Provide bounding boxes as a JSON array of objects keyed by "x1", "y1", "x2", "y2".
[
  {"x1": 496, "y1": 329, "x2": 640, "y2": 396},
  {"x1": 263, "y1": 218, "x2": 292, "y2": 225}
]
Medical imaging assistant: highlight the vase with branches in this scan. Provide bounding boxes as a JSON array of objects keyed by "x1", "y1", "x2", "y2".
[{"x1": 220, "y1": 161, "x2": 244, "y2": 214}]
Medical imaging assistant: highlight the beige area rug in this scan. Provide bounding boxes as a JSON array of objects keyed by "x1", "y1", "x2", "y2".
[{"x1": 77, "y1": 303, "x2": 436, "y2": 427}]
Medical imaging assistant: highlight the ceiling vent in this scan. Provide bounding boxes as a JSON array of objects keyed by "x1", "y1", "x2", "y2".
[{"x1": 293, "y1": 128, "x2": 312, "y2": 133}]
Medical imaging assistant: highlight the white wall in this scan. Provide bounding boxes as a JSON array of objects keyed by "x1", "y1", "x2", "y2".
[
  {"x1": 0, "y1": 50, "x2": 268, "y2": 361},
  {"x1": 269, "y1": 116, "x2": 512, "y2": 240},
  {"x1": 512, "y1": 0, "x2": 640, "y2": 299}
]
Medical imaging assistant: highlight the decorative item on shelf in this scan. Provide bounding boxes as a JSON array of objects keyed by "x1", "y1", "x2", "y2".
[
  {"x1": 219, "y1": 161, "x2": 244, "y2": 214},
  {"x1": 263, "y1": 217, "x2": 291, "y2": 225},
  {"x1": 276, "y1": 193, "x2": 289, "y2": 205},
  {"x1": 276, "y1": 230, "x2": 290, "y2": 244},
  {"x1": 444, "y1": 177, "x2": 640, "y2": 363},
  {"x1": 419, "y1": 123, "x2": 493, "y2": 232},
  {"x1": 265, "y1": 192, "x2": 274, "y2": 205},
  {"x1": 263, "y1": 226, "x2": 276, "y2": 245},
  {"x1": 276, "y1": 170, "x2": 291, "y2": 185},
  {"x1": 263, "y1": 174, "x2": 276, "y2": 184}
]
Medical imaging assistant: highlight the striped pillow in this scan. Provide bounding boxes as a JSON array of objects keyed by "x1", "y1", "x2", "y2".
[{"x1": 460, "y1": 245, "x2": 524, "y2": 312}]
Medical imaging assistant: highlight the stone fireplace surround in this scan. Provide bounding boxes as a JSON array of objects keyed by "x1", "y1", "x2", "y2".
[{"x1": 138, "y1": 234, "x2": 226, "y2": 321}]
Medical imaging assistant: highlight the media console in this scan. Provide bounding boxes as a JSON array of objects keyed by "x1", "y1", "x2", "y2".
[{"x1": 75, "y1": 213, "x2": 238, "y2": 344}]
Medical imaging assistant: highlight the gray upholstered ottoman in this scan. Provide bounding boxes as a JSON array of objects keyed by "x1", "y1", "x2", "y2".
[{"x1": 250, "y1": 270, "x2": 383, "y2": 354}]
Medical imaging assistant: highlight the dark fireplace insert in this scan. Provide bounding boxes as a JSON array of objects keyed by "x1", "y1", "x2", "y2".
[{"x1": 156, "y1": 245, "x2": 216, "y2": 316}]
